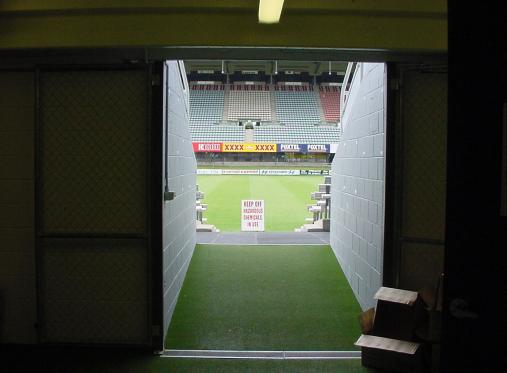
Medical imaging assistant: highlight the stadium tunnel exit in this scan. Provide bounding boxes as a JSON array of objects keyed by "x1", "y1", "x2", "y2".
[
  {"x1": 3, "y1": 2, "x2": 506, "y2": 371},
  {"x1": 0, "y1": 53, "x2": 447, "y2": 360}
]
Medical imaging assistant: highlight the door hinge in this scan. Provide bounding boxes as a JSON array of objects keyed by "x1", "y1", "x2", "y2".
[
  {"x1": 152, "y1": 74, "x2": 161, "y2": 86},
  {"x1": 390, "y1": 78, "x2": 400, "y2": 91},
  {"x1": 152, "y1": 325, "x2": 161, "y2": 336},
  {"x1": 164, "y1": 191, "x2": 176, "y2": 202}
]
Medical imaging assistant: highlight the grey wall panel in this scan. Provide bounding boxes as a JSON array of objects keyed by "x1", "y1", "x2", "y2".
[
  {"x1": 0, "y1": 72, "x2": 37, "y2": 343},
  {"x1": 162, "y1": 61, "x2": 196, "y2": 337},
  {"x1": 330, "y1": 63, "x2": 386, "y2": 310}
]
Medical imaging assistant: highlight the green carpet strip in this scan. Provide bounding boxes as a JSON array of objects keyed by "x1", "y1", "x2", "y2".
[
  {"x1": 163, "y1": 350, "x2": 361, "y2": 359},
  {"x1": 165, "y1": 244, "x2": 362, "y2": 351}
]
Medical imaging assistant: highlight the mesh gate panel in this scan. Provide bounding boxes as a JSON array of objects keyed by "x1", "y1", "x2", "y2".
[
  {"x1": 40, "y1": 70, "x2": 148, "y2": 234},
  {"x1": 399, "y1": 242, "x2": 445, "y2": 290},
  {"x1": 42, "y1": 239, "x2": 148, "y2": 343},
  {"x1": 401, "y1": 71, "x2": 447, "y2": 240},
  {"x1": 398, "y1": 70, "x2": 447, "y2": 291},
  {"x1": 38, "y1": 69, "x2": 150, "y2": 344}
]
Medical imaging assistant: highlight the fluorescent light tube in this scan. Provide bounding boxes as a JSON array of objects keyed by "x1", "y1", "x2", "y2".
[{"x1": 259, "y1": 0, "x2": 284, "y2": 24}]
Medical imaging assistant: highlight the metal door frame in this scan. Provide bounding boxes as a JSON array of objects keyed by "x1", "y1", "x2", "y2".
[{"x1": 1, "y1": 48, "x2": 446, "y2": 351}]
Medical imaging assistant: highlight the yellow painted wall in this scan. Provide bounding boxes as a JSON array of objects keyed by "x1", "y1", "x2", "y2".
[{"x1": 0, "y1": 0, "x2": 446, "y2": 51}]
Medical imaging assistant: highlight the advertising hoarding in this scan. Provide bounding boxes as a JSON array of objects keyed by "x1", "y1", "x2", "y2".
[
  {"x1": 192, "y1": 142, "x2": 222, "y2": 152},
  {"x1": 222, "y1": 143, "x2": 277, "y2": 153}
]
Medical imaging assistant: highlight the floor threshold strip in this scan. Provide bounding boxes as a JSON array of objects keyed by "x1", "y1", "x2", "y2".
[
  {"x1": 197, "y1": 243, "x2": 331, "y2": 246},
  {"x1": 163, "y1": 350, "x2": 361, "y2": 360}
]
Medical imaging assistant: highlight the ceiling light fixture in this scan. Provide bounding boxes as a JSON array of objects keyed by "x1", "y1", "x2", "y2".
[{"x1": 258, "y1": 0, "x2": 284, "y2": 24}]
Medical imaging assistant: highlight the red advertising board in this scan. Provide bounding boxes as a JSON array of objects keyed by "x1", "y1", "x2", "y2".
[{"x1": 192, "y1": 142, "x2": 222, "y2": 152}]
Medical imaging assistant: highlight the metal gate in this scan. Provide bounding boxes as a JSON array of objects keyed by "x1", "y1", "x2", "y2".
[
  {"x1": 391, "y1": 66, "x2": 448, "y2": 290},
  {"x1": 36, "y1": 68, "x2": 151, "y2": 344}
]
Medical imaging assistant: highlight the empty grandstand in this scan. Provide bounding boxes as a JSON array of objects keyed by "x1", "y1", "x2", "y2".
[
  {"x1": 319, "y1": 86, "x2": 341, "y2": 122},
  {"x1": 186, "y1": 60, "x2": 344, "y2": 164},
  {"x1": 189, "y1": 84, "x2": 224, "y2": 126},
  {"x1": 227, "y1": 84, "x2": 272, "y2": 121},
  {"x1": 253, "y1": 125, "x2": 340, "y2": 143},
  {"x1": 191, "y1": 124, "x2": 245, "y2": 142},
  {"x1": 274, "y1": 85, "x2": 320, "y2": 126}
]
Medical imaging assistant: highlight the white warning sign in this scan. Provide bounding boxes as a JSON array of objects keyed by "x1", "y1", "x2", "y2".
[{"x1": 241, "y1": 200, "x2": 265, "y2": 231}]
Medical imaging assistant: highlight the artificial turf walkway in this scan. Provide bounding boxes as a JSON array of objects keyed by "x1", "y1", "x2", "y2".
[
  {"x1": 197, "y1": 175, "x2": 322, "y2": 231},
  {"x1": 165, "y1": 244, "x2": 362, "y2": 351}
]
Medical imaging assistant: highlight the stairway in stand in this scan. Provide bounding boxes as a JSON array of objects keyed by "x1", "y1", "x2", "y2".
[{"x1": 244, "y1": 128, "x2": 254, "y2": 142}]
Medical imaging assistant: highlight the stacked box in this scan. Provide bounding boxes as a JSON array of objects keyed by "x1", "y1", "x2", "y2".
[{"x1": 355, "y1": 287, "x2": 426, "y2": 372}]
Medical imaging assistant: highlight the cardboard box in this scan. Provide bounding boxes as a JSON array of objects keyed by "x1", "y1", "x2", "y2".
[
  {"x1": 358, "y1": 307, "x2": 375, "y2": 334},
  {"x1": 355, "y1": 334, "x2": 424, "y2": 373},
  {"x1": 371, "y1": 287, "x2": 426, "y2": 340},
  {"x1": 356, "y1": 287, "x2": 427, "y2": 372}
]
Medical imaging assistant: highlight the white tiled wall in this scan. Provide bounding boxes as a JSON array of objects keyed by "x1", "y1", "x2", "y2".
[
  {"x1": 330, "y1": 63, "x2": 386, "y2": 310},
  {"x1": 162, "y1": 61, "x2": 197, "y2": 335}
]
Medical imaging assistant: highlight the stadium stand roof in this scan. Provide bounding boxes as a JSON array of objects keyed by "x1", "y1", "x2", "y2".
[{"x1": 184, "y1": 60, "x2": 348, "y2": 77}]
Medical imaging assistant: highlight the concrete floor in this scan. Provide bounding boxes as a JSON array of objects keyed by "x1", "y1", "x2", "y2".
[{"x1": 196, "y1": 231, "x2": 330, "y2": 245}]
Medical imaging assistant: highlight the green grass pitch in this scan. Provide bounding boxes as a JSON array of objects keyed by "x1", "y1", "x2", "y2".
[{"x1": 197, "y1": 175, "x2": 325, "y2": 231}]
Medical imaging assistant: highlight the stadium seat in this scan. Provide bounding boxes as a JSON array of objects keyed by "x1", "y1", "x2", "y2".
[
  {"x1": 189, "y1": 84, "x2": 246, "y2": 142},
  {"x1": 275, "y1": 85, "x2": 321, "y2": 126},
  {"x1": 253, "y1": 124, "x2": 340, "y2": 143},
  {"x1": 190, "y1": 124, "x2": 245, "y2": 142},
  {"x1": 189, "y1": 84, "x2": 224, "y2": 126},
  {"x1": 319, "y1": 86, "x2": 341, "y2": 122},
  {"x1": 227, "y1": 84, "x2": 272, "y2": 121},
  {"x1": 188, "y1": 83, "x2": 340, "y2": 143}
]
